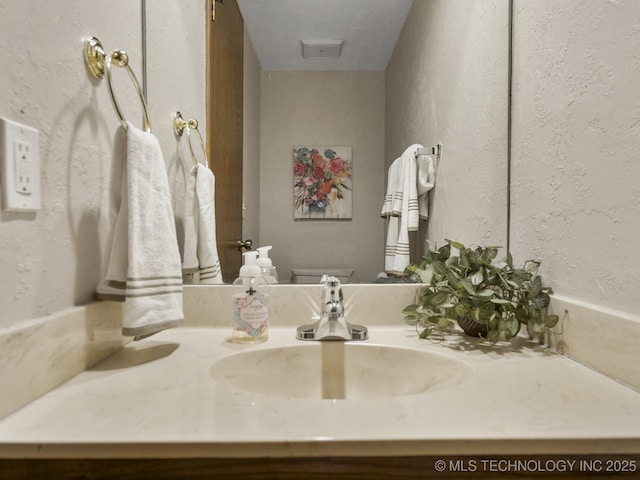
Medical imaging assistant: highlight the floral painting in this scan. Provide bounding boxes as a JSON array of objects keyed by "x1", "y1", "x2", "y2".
[{"x1": 293, "y1": 146, "x2": 352, "y2": 219}]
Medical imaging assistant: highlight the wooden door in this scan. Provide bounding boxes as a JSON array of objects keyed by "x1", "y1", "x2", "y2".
[{"x1": 206, "y1": 0, "x2": 244, "y2": 283}]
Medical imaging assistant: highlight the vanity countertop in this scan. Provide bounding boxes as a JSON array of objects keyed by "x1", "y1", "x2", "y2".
[{"x1": 0, "y1": 326, "x2": 639, "y2": 459}]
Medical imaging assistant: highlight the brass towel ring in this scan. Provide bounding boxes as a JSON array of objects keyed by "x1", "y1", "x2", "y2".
[
  {"x1": 84, "y1": 36, "x2": 151, "y2": 132},
  {"x1": 105, "y1": 51, "x2": 151, "y2": 132},
  {"x1": 186, "y1": 119, "x2": 210, "y2": 170}
]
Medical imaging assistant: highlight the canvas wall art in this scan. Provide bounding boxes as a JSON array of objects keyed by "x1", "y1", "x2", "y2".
[{"x1": 293, "y1": 146, "x2": 353, "y2": 220}]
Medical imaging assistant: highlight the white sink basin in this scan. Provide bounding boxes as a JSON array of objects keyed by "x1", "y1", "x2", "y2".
[{"x1": 211, "y1": 343, "x2": 471, "y2": 400}]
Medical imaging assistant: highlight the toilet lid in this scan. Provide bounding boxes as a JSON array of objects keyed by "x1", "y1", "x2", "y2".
[{"x1": 291, "y1": 268, "x2": 354, "y2": 277}]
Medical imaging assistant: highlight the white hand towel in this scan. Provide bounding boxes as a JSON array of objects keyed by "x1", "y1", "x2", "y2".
[
  {"x1": 381, "y1": 157, "x2": 399, "y2": 218},
  {"x1": 182, "y1": 164, "x2": 199, "y2": 272},
  {"x1": 98, "y1": 122, "x2": 184, "y2": 339},
  {"x1": 403, "y1": 144, "x2": 423, "y2": 231},
  {"x1": 96, "y1": 126, "x2": 128, "y2": 300},
  {"x1": 391, "y1": 156, "x2": 405, "y2": 217},
  {"x1": 383, "y1": 144, "x2": 424, "y2": 275},
  {"x1": 384, "y1": 215, "x2": 400, "y2": 272},
  {"x1": 417, "y1": 154, "x2": 435, "y2": 219},
  {"x1": 385, "y1": 200, "x2": 412, "y2": 275},
  {"x1": 195, "y1": 165, "x2": 223, "y2": 284}
]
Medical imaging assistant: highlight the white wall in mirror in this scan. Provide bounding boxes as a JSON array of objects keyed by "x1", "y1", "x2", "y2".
[
  {"x1": 243, "y1": 31, "x2": 262, "y2": 250},
  {"x1": 258, "y1": 71, "x2": 386, "y2": 283},
  {"x1": 386, "y1": 0, "x2": 509, "y2": 253},
  {"x1": 145, "y1": 0, "x2": 207, "y2": 264}
]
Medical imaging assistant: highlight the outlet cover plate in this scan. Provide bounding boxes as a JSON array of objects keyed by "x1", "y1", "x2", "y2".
[{"x1": 0, "y1": 117, "x2": 40, "y2": 212}]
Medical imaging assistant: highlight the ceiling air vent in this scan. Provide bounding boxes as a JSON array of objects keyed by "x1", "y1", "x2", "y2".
[{"x1": 300, "y1": 39, "x2": 344, "y2": 59}]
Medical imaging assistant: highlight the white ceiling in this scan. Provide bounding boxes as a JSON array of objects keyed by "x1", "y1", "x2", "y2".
[{"x1": 237, "y1": 0, "x2": 414, "y2": 71}]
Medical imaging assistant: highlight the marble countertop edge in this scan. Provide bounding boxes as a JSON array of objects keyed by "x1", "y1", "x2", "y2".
[{"x1": 2, "y1": 438, "x2": 640, "y2": 459}]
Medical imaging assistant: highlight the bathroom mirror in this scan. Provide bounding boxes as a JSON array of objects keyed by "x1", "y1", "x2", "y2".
[{"x1": 145, "y1": 0, "x2": 510, "y2": 284}]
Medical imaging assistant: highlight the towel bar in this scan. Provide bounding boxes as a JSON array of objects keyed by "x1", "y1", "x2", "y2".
[
  {"x1": 415, "y1": 143, "x2": 442, "y2": 157},
  {"x1": 84, "y1": 36, "x2": 151, "y2": 133}
]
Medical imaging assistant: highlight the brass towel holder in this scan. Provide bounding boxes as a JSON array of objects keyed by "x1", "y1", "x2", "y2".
[
  {"x1": 84, "y1": 36, "x2": 151, "y2": 133},
  {"x1": 174, "y1": 112, "x2": 210, "y2": 170}
]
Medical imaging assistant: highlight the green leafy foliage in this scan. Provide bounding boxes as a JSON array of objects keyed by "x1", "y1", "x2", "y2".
[{"x1": 403, "y1": 240, "x2": 556, "y2": 343}]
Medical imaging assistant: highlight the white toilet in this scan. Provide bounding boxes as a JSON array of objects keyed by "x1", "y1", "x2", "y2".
[{"x1": 291, "y1": 268, "x2": 355, "y2": 284}]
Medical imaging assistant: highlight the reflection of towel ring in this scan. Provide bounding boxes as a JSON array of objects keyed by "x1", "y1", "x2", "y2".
[
  {"x1": 83, "y1": 36, "x2": 151, "y2": 132},
  {"x1": 173, "y1": 111, "x2": 187, "y2": 137},
  {"x1": 186, "y1": 119, "x2": 210, "y2": 169}
]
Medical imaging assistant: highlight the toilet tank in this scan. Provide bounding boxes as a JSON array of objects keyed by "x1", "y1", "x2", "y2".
[{"x1": 291, "y1": 268, "x2": 355, "y2": 284}]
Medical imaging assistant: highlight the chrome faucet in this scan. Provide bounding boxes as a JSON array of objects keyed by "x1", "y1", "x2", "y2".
[{"x1": 296, "y1": 275, "x2": 368, "y2": 341}]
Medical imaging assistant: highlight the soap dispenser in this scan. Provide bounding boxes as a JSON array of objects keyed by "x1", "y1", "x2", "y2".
[
  {"x1": 256, "y1": 245, "x2": 278, "y2": 284},
  {"x1": 231, "y1": 251, "x2": 269, "y2": 343}
]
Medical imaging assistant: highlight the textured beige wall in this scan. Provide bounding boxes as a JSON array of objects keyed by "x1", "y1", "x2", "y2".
[
  {"x1": 259, "y1": 71, "x2": 385, "y2": 283},
  {"x1": 0, "y1": 0, "x2": 142, "y2": 326},
  {"x1": 510, "y1": 0, "x2": 640, "y2": 314},
  {"x1": 0, "y1": 1, "x2": 206, "y2": 325},
  {"x1": 385, "y1": 0, "x2": 509, "y2": 253}
]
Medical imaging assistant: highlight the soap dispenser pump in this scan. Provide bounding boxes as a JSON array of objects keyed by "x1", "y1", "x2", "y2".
[
  {"x1": 231, "y1": 251, "x2": 269, "y2": 343},
  {"x1": 233, "y1": 250, "x2": 262, "y2": 283},
  {"x1": 256, "y1": 245, "x2": 278, "y2": 284}
]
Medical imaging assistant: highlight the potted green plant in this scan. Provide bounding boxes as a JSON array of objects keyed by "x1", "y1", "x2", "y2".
[{"x1": 402, "y1": 240, "x2": 559, "y2": 342}]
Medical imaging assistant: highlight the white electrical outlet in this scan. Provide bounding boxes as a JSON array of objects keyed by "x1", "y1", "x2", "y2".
[{"x1": 0, "y1": 118, "x2": 40, "y2": 212}]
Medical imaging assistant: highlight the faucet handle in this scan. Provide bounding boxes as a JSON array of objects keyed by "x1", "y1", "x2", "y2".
[
  {"x1": 320, "y1": 275, "x2": 343, "y2": 310},
  {"x1": 320, "y1": 274, "x2": 341, "y2": 288}
]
